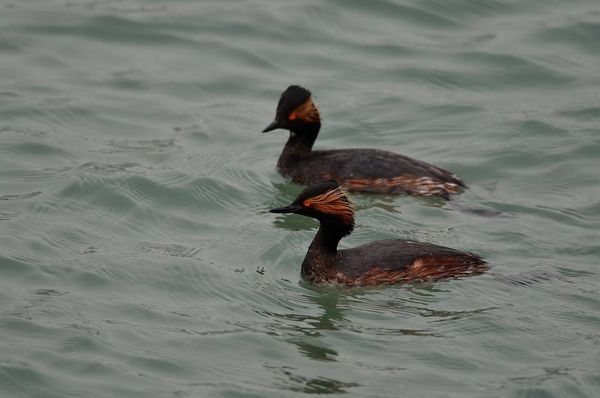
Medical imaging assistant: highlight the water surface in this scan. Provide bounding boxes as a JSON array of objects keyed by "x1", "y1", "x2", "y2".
[{"x1": 1, "y1": 1, "x2": 599, "y2": 397}]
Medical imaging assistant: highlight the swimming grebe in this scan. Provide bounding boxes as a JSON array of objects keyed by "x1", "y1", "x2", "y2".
[
  {"x1": 270, "y1": 181, "x2": 485, "y2": 285},
  {"x1": 263, "y1": 85, "x2": 465, "y2": 199}
]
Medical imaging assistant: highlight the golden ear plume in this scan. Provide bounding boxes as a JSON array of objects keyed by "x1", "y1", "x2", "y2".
[
  {"x1": 309, "y1": 186, "x2": 354, "y2": 225},
  {"x1": 293, "y1": 97, "x2": 321, "y2": 123}
]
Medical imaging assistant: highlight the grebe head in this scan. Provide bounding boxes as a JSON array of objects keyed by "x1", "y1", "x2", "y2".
[
  {"x1": 263, "y1": 85, "x2": 321, "y2": 134},
  {"x1": 270, "y1": 181, "x2": 355, "y2": 232}
]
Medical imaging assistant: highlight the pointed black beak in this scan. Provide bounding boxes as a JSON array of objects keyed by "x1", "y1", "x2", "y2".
[
  {"x1": 269, "y1": 204, "x2": 302, "y2": 214},
  {"x1": 262, "y1": 120, "x2": 281, "y2": 133}
]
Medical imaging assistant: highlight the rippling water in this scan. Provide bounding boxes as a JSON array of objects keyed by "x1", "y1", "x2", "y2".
[{"x1": 1, "y1": 1, "x2": 599, "y2": 397}]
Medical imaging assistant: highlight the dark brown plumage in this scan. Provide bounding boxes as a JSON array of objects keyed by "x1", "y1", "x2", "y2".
[
  {"x1": 263, "y1": 85, "x2": 465, "y2": 199},
  {"x1": 270, "y1": 182, "x2": 485, "y2": 286}
]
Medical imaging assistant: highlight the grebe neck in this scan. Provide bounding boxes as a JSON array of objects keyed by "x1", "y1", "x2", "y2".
[
  {"x1": 281, "y1": 123, "x2": 320, "y2": 159},
  {"x1": 301, "y1": 220, "x2": 351, "y2": 281}
]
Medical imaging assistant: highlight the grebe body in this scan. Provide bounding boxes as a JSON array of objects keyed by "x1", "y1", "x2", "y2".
[
  {"x1": 264, "y1": 86, "x2": 465, "y2": 199},
  {"x1": 270, "y1": 182, "x2": 485, "y2": 286}
]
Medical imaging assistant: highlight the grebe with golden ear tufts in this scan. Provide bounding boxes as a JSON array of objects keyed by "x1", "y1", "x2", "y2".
[
  {"x1": 263, "y1": 86, "x2": 466, "y2": 199},
  {"x1": 270, "y1": 181, "x2": 485, "y2": 285}
]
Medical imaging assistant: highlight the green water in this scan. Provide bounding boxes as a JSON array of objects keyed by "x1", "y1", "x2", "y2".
[{"x1": 1, "y1": 1, "x2": 599, "y2": 397}]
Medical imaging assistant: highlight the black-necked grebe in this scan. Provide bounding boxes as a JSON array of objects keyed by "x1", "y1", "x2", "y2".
[
  {"x1": 270, "y1": 182, "x2": 485, "y2": 285},
  {"x1": 263, "y1": 85, "x2": 465, "y2": 199}
]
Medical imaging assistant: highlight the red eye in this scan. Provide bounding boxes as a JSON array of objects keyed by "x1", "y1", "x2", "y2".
[
  {"x1": 288, "y1": 113, "x2": 297, "y2": 120},
  {"x1": 303, "y1": 199, "x2": 312, "y2": 207}
]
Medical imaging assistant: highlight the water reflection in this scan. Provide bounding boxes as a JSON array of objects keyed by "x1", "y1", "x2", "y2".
[
  {"x1": 261, "y1": 289, "x2": 358, "y2": 394},
  {"x1": 256, "y1": 288, "x2": 346, "y2": 361},
  {"x1": 264, "y1": 364, "x2": 359, "y2": 394},
  {"x1": 266, "y1": 181, "x2": 403, "y2": 224},
  {"x1": 287, "y1": 289, "x2": 345, "y2": 362},
  {"x1": 257, "y1": 280, "x2": 498, "y2": 394}
]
